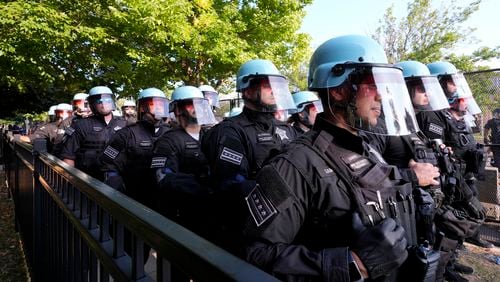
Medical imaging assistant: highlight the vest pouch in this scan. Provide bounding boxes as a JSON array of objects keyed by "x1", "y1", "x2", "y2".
[{"x1": 354, "y1": 164, "x2": 417, "y2": 245}]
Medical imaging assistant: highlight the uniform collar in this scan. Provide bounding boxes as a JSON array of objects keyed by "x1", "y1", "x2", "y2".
[{"x1": 313, "y1": 114, "x2": 366, "y2": 155}]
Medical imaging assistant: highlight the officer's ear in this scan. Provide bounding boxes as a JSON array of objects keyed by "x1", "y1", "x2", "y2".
[{"x1": 328, "y1": 86, "x2": 348, "y2": 103}]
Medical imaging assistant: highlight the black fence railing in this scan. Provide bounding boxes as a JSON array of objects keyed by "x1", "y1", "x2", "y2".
[{"x1": 1, "y1": 132, "x2": 278, "y2": 282}]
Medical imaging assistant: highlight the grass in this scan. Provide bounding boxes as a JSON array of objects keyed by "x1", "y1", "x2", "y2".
[{"x1": 0, "y1": 170, "x2": 29, "y2": 282}]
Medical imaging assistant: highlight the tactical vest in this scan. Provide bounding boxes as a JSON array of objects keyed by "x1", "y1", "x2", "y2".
[
  {"x1": 442, "y1": 111, "x2": 476, "y2": 160},
  {"x1": 304, "y1": 130, "x2": 418, "y2": 247},
  {"x1": 75, "y1": 117, "x2": 125, "y2": 178},
  {"x1": 228, "y1": 114, "x2": 297, "y2": 178},
  {"x1": 124, "y1": 123, "x2": 157, "y2": 173}
]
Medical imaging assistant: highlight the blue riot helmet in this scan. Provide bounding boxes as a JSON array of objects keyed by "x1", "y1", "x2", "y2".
[
  {"x1": 308, "y1": 35, "x2": 419, "y2": 136},
  {"x1": 427, "y1": 61, "x2": 481, "y2": 115},
  {"x1": 55, "y1": 103, "x2": 73, "y2": 120},
  {"x1": 395, "y1": 61, "x2": 449, "y2": 112},
  {"x1": 228, "y1": 107, "x2": 243, "y2": 117},
  {"x1": 170, "y1": 86, "x2": 217, "y2": 126},
  {"x1": 87, "y1": 86, "x2": 116, "y2": 116},
  {"x1": 199, "y1": 85, "x2": 220, "y2": 109},
  {"x1": 291, "y1": 91, "x2": 323, "y2": 129},
  {"x1": 236, "y1": 59, "x2": 296, "y2": 113},
  {"x1": 137, "y1": 88, "x2": 169, "y2": 121}
]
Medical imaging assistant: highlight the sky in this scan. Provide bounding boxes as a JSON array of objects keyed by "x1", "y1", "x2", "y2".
[{"x1": 299, "y1": 0, "x2": 500, "y2": 66}]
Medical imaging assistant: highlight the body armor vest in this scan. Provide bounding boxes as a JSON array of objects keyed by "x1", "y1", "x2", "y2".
[
  {"x1": 442, "y1": 111, "x2": 476, "y2": 160},
  {"x1": 228, "y1": 114, "x2": 296, "y2": 177},
  {"x1": 304, "y1": 130, "x2": 418, "y2": 247}
]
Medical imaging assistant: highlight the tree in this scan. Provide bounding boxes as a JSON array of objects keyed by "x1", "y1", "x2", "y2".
[
  {"x1": 0, "y1": 0, "x2": 312, "y2": 117},
  {"x1": 372, "y1": 0, "x2": 482, "y2": 64}
]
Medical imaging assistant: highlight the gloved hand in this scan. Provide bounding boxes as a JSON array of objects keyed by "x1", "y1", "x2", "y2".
[
  {"x1": 351, "y1": 212, "x2": 408, "y2": 279},
  {"x1": 105, "y1": 173, "x2": 125, "y2": 192}
]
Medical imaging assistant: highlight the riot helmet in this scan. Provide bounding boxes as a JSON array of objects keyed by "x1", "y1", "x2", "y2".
[
  {"x1": 427, "y1": 61, "x2": 481, "y2": 115},
  {"x1": 72, "y1": 93, "x2": 90, "y2": 114},
  {"x1": 199, "y1": 85, "x2": 220, "y2": 109},
  {"x1": 308, "y1": 35, "x2": 419, "y2": 136},
  {"x1": 170, "y1": 86, "x2": 217, "y2": 126},
  {"x1": 55, "y1": 103, "x2": 73, "y2": 120},
  {"x1": 87, "y1": 86, "x2": 116, "y2": 116},
  {"x1": 395, "y1": 61, "x2": 449, "y2": 112},
  {"x1": 137, "y1": 88, "x2": 169, "y2": 122},
  {"x1": 48, "y1": 105, "x2": 57, "y2": 122},
  {"x1": 236, "y1": 59, "x2": 296, "y2": 113},
  {"x1": 291, "y1": 91, "x2": 323, "y2": 128}
]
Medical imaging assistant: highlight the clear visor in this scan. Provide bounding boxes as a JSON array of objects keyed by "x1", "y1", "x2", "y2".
[
  {"x1": 73, "y1": 99, "x2": 90, "y2": 111},
  {"x1": 55, "y1": 110, "x2": 72, "y2": 120},
  {"x1": 89, "y1": 94, "x2": 116, "y2": 115},
  {"x1": 192, "y1": 98, "x2": 217, "y2": 125},
  {"x1": 244, "y1": 76, "x2": 296, "y2": 112},
  {"x1": 463, "y1": 113, "x2": 477, "y2": 128},
  {"x1": 203, "y1": 91, "x2": 220, "y2": 108},
  {"x1": 274, "y1": 109, "x2": 291, "y2": 122},
  {"x1": 311, "y1": 100, "x2": 324, "y2": 114},
  {"x1": 464, "y1": 97, "x2": 481, "y2": 115},
  {"x1": 331, "y1": 66, "x2": 420, "y2": 136},
  {"x1": 442, "y1": 73, "x2": 474, "y2": 99},
  {"x1": 139, "y1": 97, "x2": 169, "y2": 119},
  {"x1": 407, "y1": 76, "x2": 450, "y2": 111}
]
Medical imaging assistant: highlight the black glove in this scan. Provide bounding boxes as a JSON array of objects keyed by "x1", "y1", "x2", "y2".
[
  {"x1": 352, "y1": 212, "x2": 408, "y2": 279},
  {"x1": 105, "y1": 174, "x2": 125, "y2": 192}
]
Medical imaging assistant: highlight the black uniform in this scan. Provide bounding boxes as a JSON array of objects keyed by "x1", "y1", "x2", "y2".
[
  {"x1": 484, "y1": 117, "x2": 500, "y2": 168},
  {"x1": 60, "y1": 115, "x2": 126, "y2": 180},
  {"x1": 244, "y1": 116, "x2": 416, "y2": 282},
  {"x1": 30, "y1": 121, "x2": 70, "y2": 157},
  {"x1": 201, "y1": 107, "x2": 299, "y2": 252},
  {"x1": 99, "y1": 120, "x2": 168, "y2": 207},
  {"x1": 151, "y1": 127, "x2": 211, "y2": 234}
]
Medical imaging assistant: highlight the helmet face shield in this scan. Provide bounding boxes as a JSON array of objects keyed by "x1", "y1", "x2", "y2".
[
  {"x1": 55, "y1": 110, "x2": 72, "y2": 120},
  {"x1": 441, "y1": 73, "x2": 480, "y2": 113},
  {"x1": 243, "y1": 76, "x2": 296, "y2": 112},
  {"x1": 310, "y1": 100, "x2": 324, "y2": 114},
  {"x1": 139, "y1": 97, "x2": 169, "y2": 120},
  {"x1": 329, "y1": 66, "x2": 419, "y2": 136},
  {"x1": 203, "y1": 91, "x2": 220, "y2": 108},
  {"x1": 406, "y1": 76, "x2": 449, "y2": 111},
  {"x1": 73, "y1": 99, "x2": 90, "y2": 112},
  {"x1": 89, "y1": 94, "x2": 116, "y2": 115},
  {"x1": 174, "y1": 98, "x2": 217, "y2": 126},
  {"x1": 192, "y1": 98, "x2": 217, "y2": 125}
]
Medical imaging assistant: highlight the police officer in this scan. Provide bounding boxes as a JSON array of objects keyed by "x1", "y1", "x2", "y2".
[
  {"x1": 71, "y1": 92, "x2": 91, "y2": 120},
  {"x1": 48, "y1": 105, "x2": 57, "y2": 122},
  {"x1": 151, "y1": 86, "x2": 216, "y2": 234},
  {"x1": 27, "y1": 103, "x2": 73, "y2": 157},
  {"x1": 373, "y1": 60, "x2": 476, "y2": 282},
  {"x1": 121, "y1": 98, "x2": 137, "y2": 125},
  {"x1": 244, "y1": 35, "x2": 424, "y2": 281},
  {"x1": 201, "y1": 59, "x2": 299, "y2": 252},
  {"x1": 289, "y1": 90, "x2": 324, "y2": 134},
  {"x1": 484, "y1": 108, "x2": 500, "y2": 168},
  {"x1": 425, "y1": 61, "x2": 491, "y2": 245},
  {"x1": 61, "y1": 86, "x2": 127, "y2": 180},
  {"x1": 99, "y1": 87, "x2": 169, "y2": 207}
]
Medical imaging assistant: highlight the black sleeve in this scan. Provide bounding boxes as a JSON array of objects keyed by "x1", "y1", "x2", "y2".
[
  {"x1": 60, "y1": 120, "x2": 85, "y2": 160},
  {"x1": 201, "y1": 122, "x2": 251, "y2": 183},
  {"x1": 244, "y1": 158, "x2": 350, "y2": 281},
  {"x1": 417, "y1": 111, "x2": 446, "y2": 141},
  {"x1": 99, "y1": 128, "x2": 130, "y2": 173},
  {"x1": 152, "y1": 131, "x2": 181, "y2": 173}
]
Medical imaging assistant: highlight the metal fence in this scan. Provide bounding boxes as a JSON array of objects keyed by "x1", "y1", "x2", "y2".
[
  {"x1": 1, "y1": 132, "x2": 278, "y2": 282},
  {"x1": 464, "y1": 68, "x2": 500, "y2": 137}
]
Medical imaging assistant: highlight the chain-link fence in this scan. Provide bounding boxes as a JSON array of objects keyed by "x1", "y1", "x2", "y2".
[{"x1": 464, "y1": 68, "x2": 500, "y2": 138}]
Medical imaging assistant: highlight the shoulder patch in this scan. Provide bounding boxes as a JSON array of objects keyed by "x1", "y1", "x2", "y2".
[
  {"x1": 151, "y1": 157, "x2": 167, "y2": 168},
  {"x1": 65, "y1": 126, "x2": 75, "y2": 136},
  {"x1": 428, "y1": 123, "x2": 444, "y2": 136},
  {"x1": 245, "y1": 184, "x2": 278, "y2": 227},
  {"x1": 103, "y1": 145, "x2": 119, "y2": 159},
  {"x1": 219, "y1": 147, "x2": 243, "y2": 165},
  {"x1": 275, "y1": 127, "x2": 289, "y2": 140}
]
